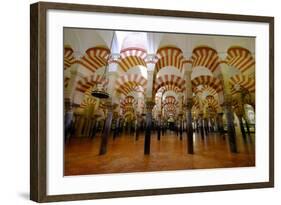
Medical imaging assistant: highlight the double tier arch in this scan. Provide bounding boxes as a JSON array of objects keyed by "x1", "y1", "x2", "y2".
[
  {"x1": 225, "y1": 46, "x2": 255, "y2": 74},
  {"x1": 115, "y1": 74, "x2": 147, "y2": 97},
  {"x1": 154, "y1": 74, "x2": 186, "y2": 95},
  {"x1": 191, "y1": 46, "x2": 221, "y2": 73},
  {"x1": 78, "y1": 47, "x2": 111, "y2": 73},
  {"x1": 154, "y1": 46, "x2": 185, "y2": 74}
]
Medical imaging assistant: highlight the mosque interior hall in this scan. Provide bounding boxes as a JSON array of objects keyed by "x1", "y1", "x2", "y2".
[{"x1": 63, "y1": 28, "x2": 256, "y2": 176}]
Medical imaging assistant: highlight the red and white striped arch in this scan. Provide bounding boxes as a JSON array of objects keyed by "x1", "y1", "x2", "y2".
[
  {"x1": 154, "y1": 74, "x2": 185, "y2": 94},
  {"x1": 120, "y1": 96, "x2": 136, "y2": 109},
  {"x1": 204, "y1": 95, "x2": 219, "y2": 111},
  {"x1": 120, "y1": 47, "x2": 147, "y2": 59},
  {"x1": 164, "y1": 104, "x2": 176, "y2": 112},
  {"x1": 192, "y1": 75, "x2": 223, "y2": 93},
  {"x1": 116, "y1": 74, "x2": 147, "y2": 96},
  {"x1": 226, "y1": 47, "x2": 255, "y2": 73},
  {"x1": 191, "y1": 46, "x2": 220, "y2": 72},
  {"x1": 163, "y1": 96, "x2": 178, "y2": 106},
  {"x1": 98, "y1": 101, "x2": 108, "y2": 110},
  {"x1": 80, "y1": 95, "x2": 97, "y2": 109},
  {"x1": 75, "y1": 74, "x2": 109, "y2": 93},
  {"x1": 192, "y1": 101, "x2": 200, "y2": 111},
  {"x1": 164, "y1": 104, "x2": 177, "y2": 117},
  {"x1": 194, "y1": 85, "x2": 218, "y2": 97},
  {"x1": 155, "y1": 46, "x2": 185, "y2": 73},
  {"x1": 118, "y1": 48, "x2": 147, "y2": 72},
  {"x1": 229, "y1": 74, "x2": 255, "y2": 94},
  {"x1": 123, "y1": 111, "x2": 135, "y2": 120},
  {"x1": 64, "y1": 47, "x2": 76, "y2": 70},
  {"x1": 157, "y1": 84, "x2": 182, "y2": 95},
  {"x1": 163, "y1": 95, "x2": 179, "y2": 117},
  {"x1": 78, "y1": 47, "x2": 110, "y2": 73}
]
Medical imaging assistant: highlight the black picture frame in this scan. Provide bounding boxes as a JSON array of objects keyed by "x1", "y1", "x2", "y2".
[{"x1": 30, "y1": 1, "x2": 274, "y2": 202}]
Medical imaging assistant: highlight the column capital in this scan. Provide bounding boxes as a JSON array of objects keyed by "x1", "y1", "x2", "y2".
[
  {"x1": 184, "y1": 97, "x2": 193, "y2": 109},
  {"x1": 145, "y1": 100, "x2": 155, "y2": 112},
  {"x1": 107, "y1": 70, "x2": 118, "y2": 78},
  {"x1": 183, "y1": 62, "x2": 192, "y2": 72},
  {"x1": 222, "y1": 94, "x2": 233, "y2": 106},
  {"x1": 104, "y1": 100, "x2": 118, "y2": 111},
  {"x1": 178, "y1": 112, "x2": 183, "y2": 120}
]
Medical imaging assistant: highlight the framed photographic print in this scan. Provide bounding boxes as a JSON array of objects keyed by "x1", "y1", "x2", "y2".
[{"x1": 30, "y1": 1, "x2": 274, "y2": 202}]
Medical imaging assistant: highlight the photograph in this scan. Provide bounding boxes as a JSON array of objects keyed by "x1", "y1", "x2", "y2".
[{"x1": 63, "y1": 28, "x2": 256, "y2": 176}]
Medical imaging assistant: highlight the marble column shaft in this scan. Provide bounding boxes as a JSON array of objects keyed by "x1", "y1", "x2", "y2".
[
  {"x1": 99, "y1": 105, "x2": 114, "y2": 155},
  {"x1": 144, "y1": 101, "x2": 155, "y2": 155}
]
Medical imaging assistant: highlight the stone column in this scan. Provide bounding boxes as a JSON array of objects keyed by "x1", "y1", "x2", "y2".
[
  {"x1": 195, "y1": 119, "x2": 199, "y2": 133},
  {"x1": 213, "y1": 117, "x2": 218, "y2": 132},
  {"x1": 199, "y1": 113, "x2": 205, "y2": 140},
  {"x1": 238, "y1": 114, "x2": 247, "y2": 142},
  {"x1": 64, "y1": 64, "x2": 79, "y2": 102},
  {"x1": 209, "y1": 118, "x2": 213, "y2": 132},
  {"x1": 135, "y1": 115, "x2": 140, "y2": 141},
  {"x1": 217, "y1": 112, "x2": 224, "y2": 136},
  {"x1": 157, "y1": 114, "x2": 161, "y2": 141},
  {"x1": 144, "y1": 64, "x2": 155, "y2": 154},
  {"x1": 184, "y1": 64, "x2": 194, "y2": 154},
  {"x1": 112, "y1": 112, "x2": 119, "y2": 140},
  {"x1": 99, "y1": 66, "x2": 118, "y2": 155},
  {"x1": 144, "y1": 100, "x2": 155, "y2": 155},
  {"x1": 176, "y1": 120, "x2": 179, "y2": 136},
  {"x1": 185, "y1": 98, "x2": 194, "y2": 154},
  {"x1": 238, "y1": 89, "x2": 252, "y2": 141},
  {"x1": 203, "y1": 118, "x2": 208, "y2": 136},
  {"x1": 99, "y1": 103, "x2": 114, "y2": 155},
  {"x1": 219, "y1": 63, "x2": 238, "y2": 153},
  {"x1": 90, "y1": 115, "x2": 99, "y2": 139},
  {"x1": 179, "y1": 113, "x2": 183, "y2": 140},
  {"x1": 77, "y1": 114, "x2": 86, "y2": 137},
  {"x1": 64, "y1": 98, "x2": 74, "y2": 142},
  {"x1": 236, "y1": 102, "x2": 248, "y2": 143},
  {"x1": 223, "y1": 99, "x2": 238, "y2": 153},
  {"x1": 245, "y1": 119, "x2": 251, "y2": 136}
]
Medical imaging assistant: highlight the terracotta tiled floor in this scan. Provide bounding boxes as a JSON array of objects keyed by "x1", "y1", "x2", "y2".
[{"x1": 64, "y1": 130, "x2": 255, "y2": 176}]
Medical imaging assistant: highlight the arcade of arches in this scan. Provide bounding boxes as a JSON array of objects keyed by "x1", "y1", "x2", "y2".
[{"x1": 64, "y1": 28, "x2": 255, "y2": 175}]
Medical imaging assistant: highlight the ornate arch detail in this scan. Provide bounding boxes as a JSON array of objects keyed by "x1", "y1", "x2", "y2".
[
  {"x1": 229, "y1": 74, "x2": 255, "y2": 94},
  {"x1": 75, "y1": 74, "x2": 109, "y2": 93},
  {"x1": 78, "y1": 47, "x2": 110, "y2": 72},
  {"x1": 191, "y1": 75, "x2": 223, "y2": 93},
  {"x1": 154, "y1": 74, "x2": 185, "y2": 93},
  {"x1": 163, "y1": 96, "x2": 178, "y2": 106},
  {"x1": 193, "y1": 85, "x2": 218, "y2": 96},
  {"x1": 64, "y1": 46, "x2": 76, "y2": 70},
  {"x1": 120, "y1": 96, "x2": 136, "y2": 109},
  {"x1": 116, "y1": 74, "x2": 147, "y2": 96},
  {"x1": 157, "y1": 85, "x2": 182, "y2": 95},
  {"x1": 155, "y1": 46, "x2": 185, "y2": 73},
  {"x1": 226, "y1": 46, "x2": 255, "y2": 73},
  {"x1": 79, "y1": 95, "x2": 97, "y2": 109},
  {"x1": 204, "y1": 95, "x2": 219, "y2": 111},
  {"x1": 191, "y1": 46, "x2": 220, "y2": 72},
  {"x1": 118, "y1": 48, "x2": 147, "y2": 72}
]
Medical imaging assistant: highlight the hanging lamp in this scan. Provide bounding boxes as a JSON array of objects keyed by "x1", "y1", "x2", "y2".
[{"x1": 91, "y1": 32, "x2": 115, "y2": 99}]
